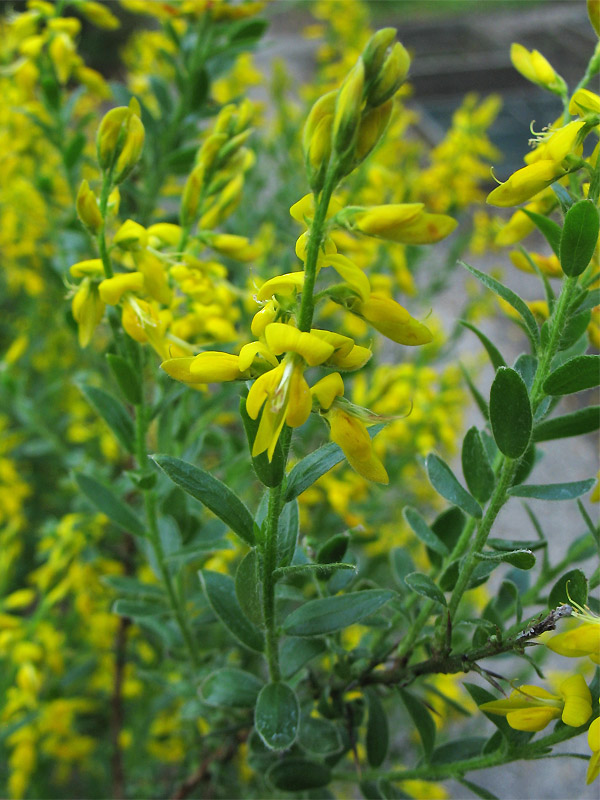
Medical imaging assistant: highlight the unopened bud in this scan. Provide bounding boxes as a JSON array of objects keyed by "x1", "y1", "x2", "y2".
[
  {"x1": 333, "y1": 60, "x2": 365, "y2": 155},
  {"x1": 589, "y1": 0, "x2": 600, "y2": 36},
  {"x1": 303, "y1": 91, "x2": 337, "y2": 159},
  {"x1": 76, "y1": 179, "x2": 102, "y2": 234},
  {"x1": 79, "y1": 0, "x2": 121, "y2": 29},
  {"x1": 113, "y1": 112, "x2": 145, "y2": 183},
  {"x1": 354, "y1": 99, "x2": 393, "y2": 165},
  {"x1": 181, "y1": 163, "x2": 205, "y2": 226},
  {"x1": 510, "y1": 43, "x2": 564, "y2": 94},
  {"x1": 97, "y1": 99, "x2": 144, "y2": 181},
  {"x1": 197, "y1": 133, "x2": 227, "y2": 171},
  {"x1": 362, "y1": 28, "x2": 397, "y2": 80},
  {"x1": 113, "y1": 219, "x2": 148, "y2": 250},
  {"x1": 307, "y1": 113, "x2": 333, "y2": 192},
  {"x1": 367, "y1": 42, "x2": 410, "y2": 107}
]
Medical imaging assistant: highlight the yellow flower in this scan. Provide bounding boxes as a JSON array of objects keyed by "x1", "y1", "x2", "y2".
[
  {"x1": 98, "y1": 272, "x2": 145, "y2": 305},
  {"x1": 546, "y1": 602, "x2": 600, "y2": 665},
  {"x1": 327, "y1": 404, "x2": 388, "y2": 485},
  {"x1": 569, "y1": 88, "x2": 600, "y2": 116},
  {"x1": 487, "y1": 161, "x2": 566, "y2": 207},
  {"x1": 510, "y1": 43, "x2": 561, "y2": 91},
  {"x1": 479, "y1": 675, "x2": 592, "y2": 731},
  {"x1": 342, "y1": 204, "x2": 457, "y2": 245},
  {"x1": 350, "y1": 294, "x2": 433, "y2": 346},
  {"x1": 72, "y1": 279, "x2": 105, "y2": 348},
  {"x1": 587, "y1": 714, "x2": 600, "y2": 784}
]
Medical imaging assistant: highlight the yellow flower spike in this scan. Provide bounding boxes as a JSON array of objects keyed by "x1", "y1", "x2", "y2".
[
  {"x1": 187, "y1": 352, "x2": 245, "y2": 382},
  {"x1": 238, "y1": 341, "x2": 279, "y2": 372},
  {"x1": 256, "y1": 272, "x2": 305, "y2": 301},
  {"x1": 310, "y1": 372, "x2": 345, "y2": 411},
  {"x1": 352, "y1": 294, "x2": 433, "y2": 346},
  {"x1": 98, "y1": 272, "x2": 145, "y2": 305},
  {"x1": 327, "y1": 405, "x2": 389, "y2": 484},
  {"x1": 69, "y1": 259, "x2": 104, "y2": 279},
  {"x1": 569, "y1": 88, "x2": 600, "y2": 116},
  {"x1": 135, "y1": 251, "x2": 171, "y2": 305},
  {"x1": 322, "y1": 254, "x2": 371, "y2": 302},
  {"x1": 264, "y1": 323, "x2": 335, "y2": 366},
  {"x1": 487, "y1": 160, "x2": 566, "y2": 207},
  {"x1": 147, "y1": 223, "x2": 182, "y2": 247},
  {"x1": 75, "y1": 180, "x2": 102, "y2": 234},
  {"x1": 587, "y1": 716, "x2": 600, "y2": 784},
  {"x1": 559, "y1": 675, "x2": 592, "y2": 727},
  {"x1": 113, "y1": 219, "x2": 148, "y2": 251},
  {"x1": 510, "y1": 43, "x2": 561, "y2": 91},
  {"x1": 72, "y1": 279, "x2": 105, "y2": 348}
]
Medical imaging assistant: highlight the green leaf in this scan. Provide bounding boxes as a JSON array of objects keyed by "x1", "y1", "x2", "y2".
[
  {"x1": 277, "y1": 498, "x2": 299, "y2": 567},
  {"x1": 426, "y1": 453, "x2": 482, "y2": 519},
  {"x1": 513, "y1": 353, "x2": 538, "y2": 392},
  {"x1": 559, "y1": 309, "x2": 591, "y2": 350},
  {"x1": 543, "y1": 355, "x2": 600, "y2": 395},
  {"x1": 239, "y1": 396, "x2": 284, "y2": 488},
  {"x1": 199, "y1": 570, "x2": 264, "y2": 652},
  {"x1": 404, "y1": 572, "x2": 446, "y2": 606},
  {"x1": 366, "y1": 688, "x2": 389, "y2": 768},
  {"x1": 460, "y1": 261, "x2": 540, "y2": 347},
  {"x1": 280, "y1": 638, "x2": 326, "y2": 680},
  {"x1": 521, "y1": 209, "x2": 562, "y2": 257},
  {"x1": 317, "y1": 532, "x2": 350, "y2": 565},
  {"x1": 102, "y1": 575, "x2": 165, "y2": 599},
  {"x1": 403, "y1": 507, "x2": 448, "y2": 556},
  {"x1": 397, "y1": 688, "x2": 436, "y2": 760},
  {"x1": 106, "y1": 354, "x2": 142, "y2": 405},
  {"x1": 255, "y1": 682, "x2": 299, "y2": 751},
  {"x1": 284, "y1": 426, "x2": 384, "y2": 501},
  {"x1": 75, "y1": 473, "x2": 145, "y2": 537},
  {"x1": 459, "y1": 321, "x2": 506, "y2": 371},
  {"x1": 461, "y1": 427, "x2": 495, "y2": 504},
  {"x1": 457, "y1": 777, "x2": 500, "y2": 800},
  {"x1": 488, "y1": 537, "x2": 547, "y2": 552},
  {"x1": 229, "y1": 17, "x2": 269, "y2": 44},
  {"x1": 431, "y1": 737, "x2": 487, "y2": 764},
  {"x1": 200, "y1": 668, "x2": 263, "y2": 709},
  {"x1": 267, "y1": 758, "x2": 331, "y2": 792},
  {"x1": 475, "y1": 549, "x2": 536, "y2": 570},
  {"x1": 299, "y1": 715, "x2": 342, "y2": 756},
  {"x1": 533, "y1": 406, "x2": 600, "y2": 441},
  {"x1": 79, "y1": 383, "x2": 135, "y2": 452},
  {"x1": 489, "y1": 367, "x2": 532, "y2": 459},
  {"x1": 460, "y1": 363, "x2": 489, "y2": 420},
  {"x1": 508, "y1": 478, "x2": 596, "y2": 501},
  {"x1": 113, "y1": 599, "x2": 168, "y2": 618},
  {"x1": 560, "y1": 199, "x2": 600, "y2": 277},
  {"x1": 152, "y1": 455, "x2": 254, "y2": 546},
  {"x1": 282, "y1": 590, "x2": 394, "y2": 637},
  {"x1": 235, "y1": 549, "x2": 262, "y2": 626},
  {"x1": 548, "y1": 569, "x2": 588, "y2": 608}
]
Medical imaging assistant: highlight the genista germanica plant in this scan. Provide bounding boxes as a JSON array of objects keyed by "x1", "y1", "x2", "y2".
[{"x1": 0, "y1": 1, "x2": 598, "y2": 798}]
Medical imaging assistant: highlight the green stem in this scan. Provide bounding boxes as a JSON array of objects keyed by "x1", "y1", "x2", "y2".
[
  {"x1": 332, "y1": 719, "x2": 591, "y2": 785},
  {"x1": 298, "y1": 170, "x2": 338, "y2": 332}
]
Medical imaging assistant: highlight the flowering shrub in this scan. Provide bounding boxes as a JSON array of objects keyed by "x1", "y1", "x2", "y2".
[{"x1": 0, "y1": 1, "x2": 598, "y2": 798}]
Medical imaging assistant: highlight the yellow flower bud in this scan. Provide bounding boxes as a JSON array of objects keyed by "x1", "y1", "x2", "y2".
[
  {"x1": 344, "y1": 204, "x2": 457, "y2": 245},
  {"x1": 99, "y1": 272, "x2": 145, "y2": 305},
  {"x1": 76, "y1": 180, "x2": 102, "y2": 234},
  {"x1": 70, "y1": 259, "x2": 104, "y2": 278},
  {"x1": 510, "y1": 43, "x2": 561, "y2": 91},
  {"x1": 306, "y1": 113, "x2": 333, "y2": 190},
  {"x1": 352, "y1": 294, "x2": 433, "y2": 346},
  {"x1": 569, "y1": 87, "x2": 600, "y2": 116},
  {"x1": 589, "y1": 0, "x2": 600, "y2": 36},
  {"x1": 188, "y1": 352, "x2": 245, "y2": 381},
  {"x1": 79, "y1": 0, "x2": 121, "y2": 29},
  {"x1": 147, "y1": 223, "x2": 183, "y2": 246},
  {"x1": 97, "y1": 100, "x2": 144, "y2": 181},
  {"x1": 3, "y1": 588, "x2": 36, "y2": 610},
  {"x1": 49, "y1": 32, "x2": 76, "y2": 85},
  {"x1": 160, "y1": 357, "x2": 208, "y2": 386},
  {"x1": 327, "y1": 406, "x2": 388, "y2": 484},
  {"x1": 114, "y1": 112, "x2": 145, "y2": 183},
  {"x1": 181, "y1": 163, "x2": 206, "y2": 226},
  {"x1": 333, "y1": 59, "x2": 365, "y2": 154},
  {"x1": 303, "y1": 91, "x2": 337, "y2": 159},
  {"x1": 487, "y1": 160, "x2": 566, "y2": 207},
  {"x1": 361, "y1": 28, "x2": 397, "y2": 80},
  {"x1": 367, "y1": 42, "x2": 410, "y2": 107},
  {"x1": 354, "y1": 100, "x2": 394, "y2": 164},
  {"x1": 204, "y1": 233, "x2": 260, "y2": 262}
]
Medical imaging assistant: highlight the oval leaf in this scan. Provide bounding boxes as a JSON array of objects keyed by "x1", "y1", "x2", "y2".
[
  {"x1": 426, "y1": 453, "x2": 482, "y2": 519},
  {"x1": 277, "y1": 498, "x2": 299, "y2": 568},
  {"x1": 283, "y1": 590, "x2": 394, "y2": 637},
  {"x1": 461, "y1": 427, "x2": 495, "y2": 504},
  {"x1": 76, "y1": 473, "x2": 145, "y2": 537},
  {"x1": 548, "y1": 569, "x2": 588, "y2": 608},
  {"x1": 403, "y1": 507, "x2": 448, "y2": 556},
  {"x1": 199, "y1": 570, "x2": 264, "y2": 652},
  {"x1": 267, "y1": 758, "x2": 331, "y2": 792},
  {"x1": 106, "y1": 353, "x2": 142, "y2": 405},
  {"x1": 298, "y1": 715, "x2": 342, "y2": 756},
  {"x1": 475, "y1": 549, "x2": 536, "y2": 570},
  {"x1": 152, "y1": 455, "x2": 254, "y2": 546},
  {"x1": 508, "y1": 478, "x2": 596, "y2": 501},
  {"x1": 533, "y1": 406, "x2": 600, "y2": 442},
  {"x1": 235, "y1": 549, "x2": 263, "y2": 626},
  {"x1": 255, "y1": 682, "x2": 299, "y2": 751},
  {"x1": 560, "y1": 199, "x2": 600, "y2": 277},
  {"x1": 79, "y1": 383, "x2": 135, "y2": 452},
  {"x1": 404, "y1": 572, "x2": 446, "y2": 606},
  {"x1": 200, "y1": 668, "x2": 263, "y2": 708},
  {"x1": 543, "y1": 355, "x2": 600, "y2": 395},
  {"x1": 366, "y1": 688, "x2": 389, "y2": 768},
  {"x1": 280, "y1": 637, "x2": 327, "y2": 680},
  {"x1": 489, "y1": 367, "x2": 532, "y2": 459},
  {"x1": 398, "y1": 688, "x2": 436, "y2": 760}
]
